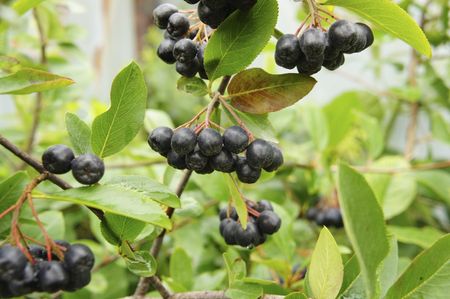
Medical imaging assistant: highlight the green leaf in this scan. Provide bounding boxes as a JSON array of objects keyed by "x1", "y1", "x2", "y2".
[
  {"x1": 285, "y1": 293, "x2": 307, "y2": 299},
  {"x1": 91, "y1": 62, "x2": 147, "y2": 158},
  {"x1": 413, "y1": 170, "x2": 450, "y2": 204},
  {"x1": 301, "y1": 105, "x2": 329, "y2": 151},
  {"x1": 325, "y1": 0, "x2": 432, "y2": 57},
  {"x1": 177, "y1": 77, "x2": 208, "y2": 96},
  {"x1": 170, "y1": 248, "x2": 193, "y2": 290},
  {"x1": 224, "y1": 174, "x2": 247, "y2": 228},
  {"x1": 227, "y1": 68, "x2": 316, "y2": 114},
  {"x1": 223, "y1": 252, "x2": 247, "y2": 286},
  {"x1": 103, "y1": 213, "x2": 145, "y2": 242},
  {"x1": 388, "y1": 225, "x2": 445, "y2": 249},
  {"x1": 0, "y1": 68, "x2": 74, "y2": 95},
  {"x1": 65, "y1": 112, "x2": 92, "y2": 155},
  {"x1": 379, "y1": 236, "x2": 398, "y2": 298},
  {"x1": 308, "y1": 227, "x2": 343, "y2": 299},
  {"x1": 431, "y1": 111, "x2": 450, "y2": 144},
  {"x1": 0, "y1": 172, "x2": 28, "y2": 234},
  {"x1": 339, "y1": 255, "x2": 360, "y2": 296},
  {"x1": 226, "y1": 281, "x2": 263, "y2": 299},
  {"x1": 357, "y1": 112, "x2": 384, "y2": 159},
  {"x1": 224, "y1": 109, "x2": 277, "y2": 143},
  {"x1": 21, "y1": 211, "x2": 65, "y2": 242},
  {"x1": 106, "y1": 175, "x2": 180, "y2": 208},
  {"x1": 385, "y1": 234, "x2": 450, "y2": 299},
  {"x1": 34, "y1": 185, "x2": 171, "y2": 229},
  {"x1": 337, "y1": 164, "x2": 390, "y2": 298},
  {"x1": 124, "y1": 251, "x2": 157, "y2": 277},
  {"x1": 204, "y1": 0, "x2": 278, "y2": 80},
  {"x1": 13, "y1": 0, "x2": 46, "y2": 15}
]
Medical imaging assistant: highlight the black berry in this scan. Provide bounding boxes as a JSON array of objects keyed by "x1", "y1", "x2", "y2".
[
  {"x1": 186, "y1": 149, "x2": 209, "y2": 171},
  {"x1": 323, "y1": 52, "x2": 345, "y2": 71},
  {"x1": 356, "y1": 23, "x2": 374, "y2": 49},
  {"x1": 64, "y1": 244, "x2": 95, "y2": 273},
  {"x1": 9, "y1": 263, "x2": 39, "y2": 296},
  {"x1": 195, "y1": 162, "x2": 214, "y2": 174},
  {"x1": 171, "y1": 128, "x2": 197, "y2": 155},
  {"x1": 38, "y1": 261, "x2": 69, "y2": 292},
  {"x1": 42, "y1": 145, "x2": 75, "y2": 174},
  {"x1": 275, "y1": 34, "x2": 302, "y2": 69},
  {"x1": 176, "y1": 58, "x2": 200, "y2": 77},
  {"x1": 246, "y1": 139, "x2": 274, "y2": 169},
  {"x1": 297, "y1": 53, "x2": 323, "y2": 75},
  {"x1": 167, "y1": 13, "x2": 190, "y2": 37},
  {"x1": 0, "y1": 245, "x2": 27, "y2": 281},
  {"x1": 197, "y1": 128, "x2": 223, "y2": 157},
  {"x1": 223, "y1": 126, "x2": 249, "y2": 154},
  {"x1": 71, "y1": 154, "x2": 105, "y2": 185},
  {"x1": 153, "y1": 4, "x2": 178, "y2": 29},
  {"x1": 299, "y1": 28, "x2": 328, "y2": 60},
  {"x1": 235, "y1": 222, "x2": 260, "y2": 247},
  {"x1": 198, "y1": 2, "x2": 234, "y2": 29},
  {"x1": 203, "y1": 0, "x2": 228, "y2": 10},
  {"x1": 256, "y1": 200, "x2": 273, "y2": 212},
  {"x1": 263, "y1": 144, "x2": 283, "y2": 172},
  {"x1": 236, "y1": 157, "x2": 261, "y2": 184},
  {"x1": 306, "y1": 207, "x2": 318, "y2": 221},
  {"x1": 222, "y1": 219, "x2": 240, "y2": 245},
  {"x1": 167, "y1": 150, "x2": 187, "y2": 170},
  {"x1": 210, "y1": 149, "x2": 235, "y2": 172},
  {"x1": 324, "y1": 208, "x2": 343, "y2": 228},
  {"x1": 148, "y1": 127, "x2": 173, "y2": 155},
  {"x1": 219, "y1": 206, "x2": 238, "y2": 220},
  {"x1": 257, "y1": 210, "x2": 281, "y2": 235},
  {"x1": 328, "y1": 20, "x2": 358, "y2": 52},
  {"x1": 157, "y1": 39, "x2": 177, "y2": 64},
  {"x1": 173, "y1": 38, "x2": 198, "y2": 63}
]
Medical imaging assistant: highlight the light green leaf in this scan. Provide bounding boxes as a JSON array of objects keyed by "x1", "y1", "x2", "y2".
[
  {"x1": 224, "y1": 109, "x2": 277, "y2": 143},
  {"x1": 13, "y1": 0, "x2": 46, "y2": 15},
  {"x1": 223, "y1": 252, "x2": 246, "y2": 286},
  {"x1": 34, "y1": 185, "x2": 171, "y2": 229},
  {"x1": 338, "y1": 164, "x2": 389, "y2": 298},
  {"x1": 379, "y1": 236, "x2": 398, "y2": 298},
  {"x1": 228, "y1": 68, "x2": 316, "y2": 114},
  {"x1": 22, "y1": 211, "x2": 65, "y2": 242},
  {"x1": 124, "y1": 251, "x2": 157, "y2": 277},
  {"x1": 301, "y1": 105, "x2": 329, "y2": 151},
  {"x1": 413, "y1": 170, "x2": 450, "y2": 204},
  {"x1": 338, "y1": 255, "x2": 360, "y2": 296},
  {"x1": 309, "y1": 227, "x2": 343, "y2": 299},
  {"x1": 103, "y1": 213, "x2": 145, "y2": 242},
  {"x1": 106, "y1": 175, "x2": 180, "y2": 208},
  {"x1": 65, "y1": 112, "x2": 92, "y2": 155},
  {"x1": 204, "y1": 0, "x2": 278, "y2": 80},
  {"x1": 385, "y1": 234, "x2": 450, "y2": 299},
  {"x1": 226, "y1": 281, "x2": 263, "y2": 299},
  {"x1": 224, "y1": 174, "x2": 247, "y2": 228},
  {"x1": 357, "y1": 112, "x2": 384, "y2": 159},
  {"x1": 177, "y1": 77, "x2": 208, "y2": 97},
  {"x1": 91, "y1": 62, "x2": 147, "y2": 158},
  {"x1": 0, "y1": 68, "x2": 74, "y2": 95},
  {"x1": 431, "y1": 111, "x2": 450, "y2": 144},
  {"x1": 325, "y1": 0, "x2": 432, "y2": 57},
  {"x1": 0, "y1": 172, "x2": 28, "y2": 234},
  {"x1": 388, "y1": 226, "x2": 445, "y2": 249},
  {"x1": 170, "y1": 247, "x2": 193, "y2": 290},
  {"x1": 285, "y1": 293, "x2": 307, "y2": 299}
]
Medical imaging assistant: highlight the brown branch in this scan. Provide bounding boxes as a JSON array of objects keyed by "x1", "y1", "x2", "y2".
[
  {"x1": 128, "y1": 292, "x2": 285, "y2": 299},
  {"x1": 23, "y1": 9, "x2": 48, "y2": 157},
  {"x1": 133, "y1": 76, "x2": 232, "y2": 299},
  {"x1": 0, "y1": 134, "x2": 105, "y2": 220}
]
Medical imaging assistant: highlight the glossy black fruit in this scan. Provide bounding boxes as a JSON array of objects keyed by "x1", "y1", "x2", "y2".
[
  {"x1": 176, "y1": 58, "x2": 200, "y2": 77},
  {"x1": 324, "y1": 208, "x2": 343, "y2": 228},
  {"x1": 64, "y1": 270, "x2": 91, "y2": 292},
  {"x1": 236, "y1": 157, "x2": 261, "y2": 184},
  {"x1": 173, "y1": 38, "x2": 198, "y2": 63},
  {"x1": 64, "y1": 244, "x2": 95, "y2": 273},
  {"x1": 323, "y1": 52, "x2": 345, "y2": 71},
  {"x1": 171, "y1": 128, "x2": 197, "y2": 155},
  {"x1": 9, "y1": 263, "x2": 39, "y2": 296},
  {"x1": 257, "y1": 210, "x2": 281, "y2": 234},
  {"x1": 263, "y1": 144, "x2": 283, "y2": 172},
  {"x1": 328, "y1": 20, "x2": 357, "y2": 52},
  {"x1": 0, "y1": 245, "x2": 27, "y2": 281},
  {"x1": 153, "y1": 4, "x2": 178, "y2": 29},
  {"x1": 236, "y1": 0, "x2": 257, "y2": 10},
  {"x1": 197, "y1": 128, "x2": 223, "y2": 157},
  {"x1": 148, "y1": 127, "x2": 173, "y2": 155},
  {"x1": 0, "y1": 281, "x2": 14, "y2": 298},
  {"x1": 275, "y1": 34, "x2": 302, "y2": 69},
  {"x1": 356, "y1": 23, "x2": 374, "y2": 49},
  {"x1": 157, "y1": 39, "x2": 177, "y2": 64},
  {"x1": 246, "y1": 139, "x2": 274, "y2": 169},
  {"x1": 299, "y1": 28, "x2": 328, "y2": 59},
  {"x1": 29, "y1": 245, "x2": 47, "y2": 260},
  {"x1": 256, "y1": 200, "x2": 273, "y2": 212},
  {"x1": 167, "y1": 13, "x2": 190, "y2": 37},
  {"x1": 71, "y1": 154, "x2": 105, "y2": 185},
  {"x1": 167, "y1": 150, "x2": 187, "y2": 170},
  {"x1": 222, "y1": 126, "x2": 249, "y2": 154},
  {"x1": 297, "y1": 53, "x2": 323, "y2": 75},
  {"x1": 185, "y1": 0, "x2": 200, "y2": 3},
  {"x1": 38, "y1": 261, "x2": 69, "y2": 293},
  {"x1": 235, "y1": 222, "x2": 260, "y2": 247},
  {"x1": 306, "y1": 207, "x2": 318, "y2": 221},
  {"x1": 186, "y1": 149, "x2": 209, "y2": 171},
  {"x1": 42, "y1": 145, "x2": 75, "y2": 174},
  {"x1": 198, "y1": 2, "x2": 234, "y2": 29},
  {"x1": 203, "y1": 0, "x2": 228, "y2": 10},
  {"x1": 195, "y1": 162, "x2": 214, "y2": 174},
  {"x1": 219, "y1": 218, "x2": 234, "y2": 236},
  {"x1": 222, "y1": 219, "x2": 240, "y2": 245},
  {"x1": 210, "y1": 149, "x2": 235, "y2": 172},
  {"x1": 219, "y1": 206, "x2": 238, "y2": 220}
]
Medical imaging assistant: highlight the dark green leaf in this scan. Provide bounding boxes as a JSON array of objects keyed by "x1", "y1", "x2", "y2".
[
  {"x1": 228, "y1": 68, "x2": 316, "y2": 114},
  {"x1": 385, "y1": 234, "x2": 450, "y2": 298},
  {"x1": 224, "y1": 174, "x2": 247, "y2": 228},
  {"x1": 21, "y1": 211, "x2": 65, "y2": 242},
  {"x1": 0, "y1": 68, "x2": 74, "y2": 95},
  {"x1": 65, "y1": 112, "x2": 92, "y2": 155},
  {"x1": 103, "y1": 213, "x2": 146, "y2": 242},
  {"x1": 226, "y1": 281, "x2": 263, "y2": 299},
  {"x1": 388, "y1": 225, "x2": 445, "y2": 249},
  {"x1": 204, "y1": 0, "x2": 278, "y2": 80},
  {"x1": 177, "y1": 77, "x2": 208, "y2": 96},
  {"x1": 338, "y1": 164, "x2": 390, "y2": 298},
  {"x1": 325, "y1": 0, "x2": 432, "y2": 57},
  {"x1": 91, "y1": 62, "x2": 147, "y2": 158},
  {"x1": 124, "y1": 251, "x2": 157, "y2": 277},
  {"x1": 338, "y1": 255, "x2": 360, "y2": 296}
]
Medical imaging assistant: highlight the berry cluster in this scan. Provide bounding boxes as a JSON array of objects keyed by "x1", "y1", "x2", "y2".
[
  {"x1": 42, "y1": 145, "x2": 105, "y2": 185},
  {"x1": 153, "y1": 0, "x2": 257, "y2": 78},
  {"x1": 219, "y1": 200, "x2": 281, "y2": 248},
  {"x1": 148, "y1": 126, "x2": 283, "y2": 183},
  {"x1": 275, "y1": 20, "x2": 374, "y2": 75},
  {"x1": 0, "y1": 242, "x2": 94, "y2": 297},
  {"x1": 306, "y1": 206, "x2": 343, "y2": 228}
]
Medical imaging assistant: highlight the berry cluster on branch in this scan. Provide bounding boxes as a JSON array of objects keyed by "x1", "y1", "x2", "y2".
[{"x1": 306, "y1": 206, "x2": 343, "y2": 228}]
